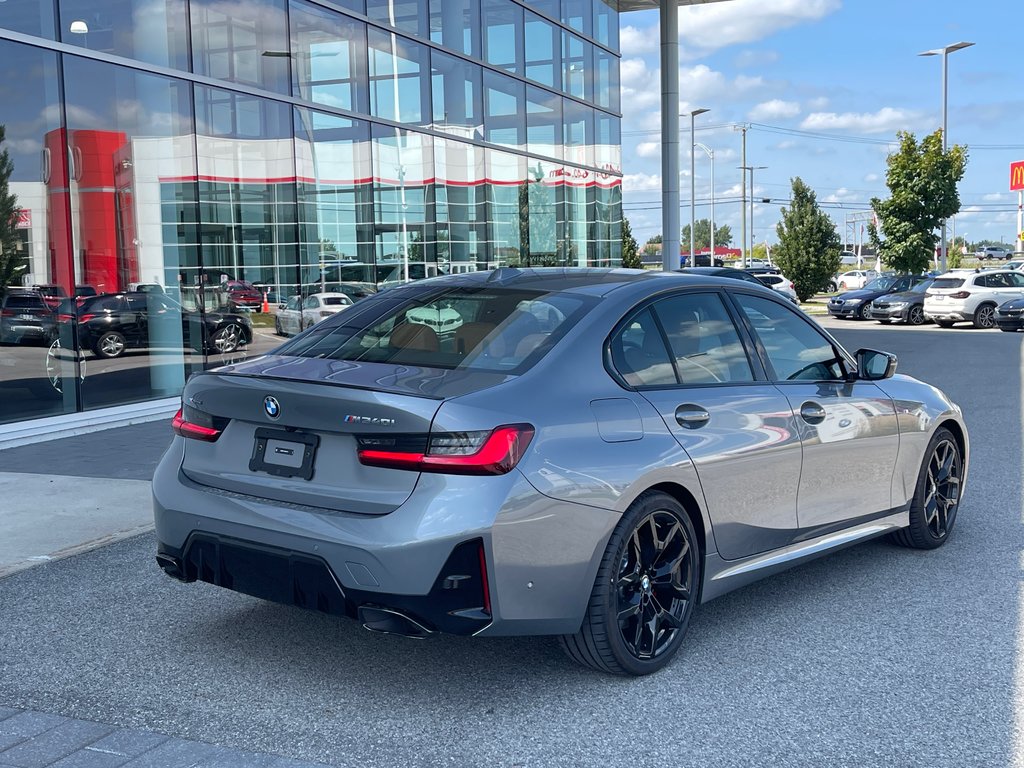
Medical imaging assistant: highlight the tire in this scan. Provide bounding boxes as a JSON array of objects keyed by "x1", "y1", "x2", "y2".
[
  {"x1": 210, "y1": 323, "x2": 245, "y2": 354},
  {"x1": 94, "y1": 330, "x2": 126, "y2": 359},
  {"x1": 854, "y1": 303, "x2": 868, "y2": 320},
  {"x1": 827, "y1": 281, "x2": 837, "y2": 293},
  {"x1": 907, "y1": 305, "x2": 926, "y2": 326},
  {"x1": 877, "y1": 319, "x2": 891, "y2": 325},
  {"x1": 936, "y1": 320, "x2": 955, "y2": 328},
  {"x1": 559, "y1": 491, "x2": 701, "y2": 676},
  {"x1": 999, "y1": 327, "x2": 1016, "y2": 333},
  {"x1": 274, "y1": 316, "x2": 283, "y2": 336},
  {"x1": 972, "y1": 304, "x2": 996, "y2": 329},
  {"x1": 892, "y1": 427, "x2": 963, "y2": 549}
]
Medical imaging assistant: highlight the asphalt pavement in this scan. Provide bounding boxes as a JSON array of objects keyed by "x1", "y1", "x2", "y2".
[{"x1": 1, "y1": 317, "x2": 1022, "y2": 767}]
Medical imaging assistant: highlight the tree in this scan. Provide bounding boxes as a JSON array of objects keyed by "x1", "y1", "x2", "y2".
[
  {"x1": 0, "y1": 125, "x2": 22, "y2": 293},
  {"x1": 869, "y1": 130, "x2": 968, "y2": 275},
  {"x1": 621, "y1": 216, "x2": 641, "y2": 269},
  {"x1": 642, "y1": 234, "x2": 662, "y2": 256},
  {"x1": 680, "y1": 219, "x2": 732, "y2": 252},
  {"x1": 772, "y1": 177, "x2": 842, "y2": 302}
]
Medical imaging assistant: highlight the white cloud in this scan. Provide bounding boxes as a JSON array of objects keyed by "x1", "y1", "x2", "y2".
[
  {"x1": 623, "y1": 173, "x2": 663, "y2": 193},
  {"x1": 678, "y1": 0, "x2": 842, "y2": 56},
  {"x1": 748, "y1": 99, "x2": 801, "y2": 121},
  {"x1": 620, "y1": 58, "x2": 662, "y2": 113},
  {"x1": 734, "y1": 49, "x2": 780, "y2": 69},
  {"x1": 864, "y1": 173, "x2": 881, "y2": 183},
  {"x1": 823, "y1": 188, "x2": 860, "y2": 203},
  {"x1": 983, "y1": 193, "x2": 1005, "y2": 202},
  {"x1": 800, "y1": 107, "x2": 927, "y2": 135},
  {"x1": 620, "y1": 25, "x2": 649, "y2": 58},
  {"x1": 807, "y1": 96, "x2": 831, "y2": 111},
  {"x1": 636, "y1": 142, "x2": 661, "y2": 159}
]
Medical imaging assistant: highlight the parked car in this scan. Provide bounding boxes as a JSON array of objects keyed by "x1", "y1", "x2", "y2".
[
  {"x1": 302, "y1": 292, "x2": 353, "y2": 328},
  {"x1": 155, "y1": 268, "x2": 969, "y2": 676},
  {"x1": 923, "y1": 269, "x2": 1024, "y2": 328},
  {"x1": 74, "y1": 285, "x2": 98, "y2": 298},
  {"x1": 835, "y1": 270, "x2": 878, "y2": 291},
  {"x1": 975, "y1": 246, "x2": 1012, "y2": 261},
  {"x1": 68, "y1": 292, "x2": 253, "y2": 358},
  {"x1": 1003, "y1": 259, "x2": 1024, "y2": 271},
  {"x1": 274, "y1": 295, "x2": 304, "y2": 337},
  {"x1": 326, "y1": 282, "x2": 378, "y2": 302},
  {"x1": 829, "y1": 275, "x2": 930, "y2": 321},
  {"x1": 675, "y1": 266, "x2": 765, "y2": 286},
  {"x1": 223, "y1": 280, "x2": 264, "y2": 312},
  {"x1": 994, "y1": 296, "x2": 1024, "y2": 332},
  {"x1": 869, "y1": 278, "x2": 935, "y2": 325},
  {"x1": 753, "y1": 272, "x2": 799, "y2": 304},
  {"x1": 839, "y1": 251, "x2": 861, "y2": 266},
  {"x1": 31, "y1": 284, "x2": 69, "y2": 310},
  {"x1": 0, "y1": 290, "x2": 56, "y2": 344}
]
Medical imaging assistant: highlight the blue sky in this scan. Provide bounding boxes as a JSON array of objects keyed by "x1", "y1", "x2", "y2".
[{"x1": 618, "y1": 0, "x2": 1024, "y2": 250}]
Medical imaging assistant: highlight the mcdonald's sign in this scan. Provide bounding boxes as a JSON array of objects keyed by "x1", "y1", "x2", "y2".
[{"x1": 1011, "y1": 161, "x2": 1024, "y2": 191}]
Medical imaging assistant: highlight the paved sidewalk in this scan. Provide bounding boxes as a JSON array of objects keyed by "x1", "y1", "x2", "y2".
[{"x1": 0, "y1": 419, "x2": 329, "y2": 768}]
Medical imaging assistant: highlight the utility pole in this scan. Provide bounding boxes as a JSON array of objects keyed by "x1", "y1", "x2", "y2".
[{"x1": 738, "y1": 125, "x2": 747, "y2": 267}]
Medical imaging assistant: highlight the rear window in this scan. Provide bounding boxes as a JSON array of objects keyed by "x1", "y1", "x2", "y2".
[
  {"x1": 4, "y1": 295, "x2": 46, "y2": 309},
  {"x1": 322, "y1": 297, "x2": 351, "y2": 306},
  {"x1": 279, "y1": 286, "x2": 594, "y2": 372},
  {"x1": 930, "y1": 278, "x2": 965, "y2": 290}
]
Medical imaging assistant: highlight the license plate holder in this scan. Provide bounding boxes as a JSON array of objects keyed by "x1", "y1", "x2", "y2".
[{"x1": 249, "y1": 428, "x2": 319, "y2": 481}]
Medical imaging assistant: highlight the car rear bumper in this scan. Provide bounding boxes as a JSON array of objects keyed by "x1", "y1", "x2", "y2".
[
  {"x1": 924, "y1": 308, "x2": 970, "y2": 322},
  {"x1": 152, "y1": 437, "x2": 616, "y2": 637}
]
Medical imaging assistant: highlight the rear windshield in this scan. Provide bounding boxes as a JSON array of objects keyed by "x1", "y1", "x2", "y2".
[
  {"x1": 931, "y1": 278, "x2": 965, "y2": 290},
  {"x1": 5, "y1": 295, "x2": 46, "y2": 309},
  {"x1": 322, "y1": 297, "x2": 351, "y2": 306},
  {"x1": 279, "y1": 286, "x2": 594, "y2": 372}
]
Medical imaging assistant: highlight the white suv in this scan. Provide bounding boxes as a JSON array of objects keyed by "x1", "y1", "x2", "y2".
[
  {"x1": 976, "y1": 246, "x2": 1011, "y2": 261},
  {"x1": 924, "y1": 269, "x2": 1024, "y2": 328},
  {"x1": 836, "y1": 270, "x2": 878, "y2": 291}
]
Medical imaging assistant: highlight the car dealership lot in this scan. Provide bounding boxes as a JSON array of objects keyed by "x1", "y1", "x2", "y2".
[{"x1": 0, "y1": 322, "x2": 1021, "y2": 767}]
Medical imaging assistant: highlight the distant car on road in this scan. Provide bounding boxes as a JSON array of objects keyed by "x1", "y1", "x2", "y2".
[
  {"x1": 675, "y1": 266, "x2": 765, "y2": 285},
  {"x1": 924, "y1": 269, "x2": 1024, "y2": 328},
  {"x1": 835, "y1": 270, "x2": 878, "y2": 292},
  {"x1": 976, "y1": 246, "x2": 1012, "y2": 261},
  {"x1": 301, "y1": 292, "x2": 353, "y2": 329},
  {"x1": 869, "y1": 278, "x2": 935, "y2": 325},
  {"x1": 0, "y1": 290, "x2": 55, "y2": 344}
]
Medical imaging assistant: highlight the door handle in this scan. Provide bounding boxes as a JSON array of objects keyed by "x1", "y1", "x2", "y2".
[
  {"x1": 800, "y1": 401, "x2": 826, "y2": 425},
  {"x1": 675, "y1": 405, "x2": 710, "y2": 430}
]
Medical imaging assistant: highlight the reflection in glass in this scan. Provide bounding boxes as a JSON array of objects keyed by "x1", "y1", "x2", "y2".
[
  {"x1": 594, "y1": 0, "x2": 618, "y2": 50},
  {"x1": 561, "y1": 0, "x2": 590, "y2": 36},
  {"x1": 367, "y1": 27, "x2": 430, "y2": 126},
  {"x1": 191, "y1": 0, "x2": 290, "y2": 94},
  {"x1": 525, "y1": 12, "x2": 559, "y2": 89},
  {"x1": 485, "y1": 149, "x2": 525, "y2": 268},
  {"x1": 431, "y1": 49, "x2": 482, "y2": 136},
  {"x1": 290, "y1": 0, "x2": 368, "y2": 114},
  {"x1": 0, "y1": 0, "x2": 55, "y2": 39},
  {"x1": 594, "y1": 48, "x2": 619, "y2": 112},
  {"x1": 563, "y1": 98, "x2": 593, "y2": 168},
  {"x1": 563, "y1": 32, "x2": 589, "y2": 101},
  {"x1": 58, "y1": 0, "x2": 189, "y2": 71},
  {"x1": 366, "y1": 0, "x2": 427, "y2": 37},
  {"x1": 429, "y1": 0, "x2": 480, "y2": 59},
  {"x1": 62, "y1": 55, "x2": 203, "y2": 409},
  {"x1": 527, "y1": 160, "x2": 561, "y2": 266},
  {"x1": 434, "y1": 138, "x2": 486, "y2": 272},
  {"x1": 483, "y1": 71, "x2": 524, "y2": 149},
  {"x1": 482, "y1": 0, "x2": 523, "y2": 75},
  {"x1": 527, "y1": 86, "x2": 561, "y2": 160}
]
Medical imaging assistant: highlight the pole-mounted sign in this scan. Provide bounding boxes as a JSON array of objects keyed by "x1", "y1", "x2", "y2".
[{"x1": 1011, "y1": 161, "x2": 1024, "y2": 191}]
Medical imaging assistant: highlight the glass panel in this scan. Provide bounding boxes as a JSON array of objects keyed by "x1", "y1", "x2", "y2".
[
  {"x1": 562, "y1": 98, "x2": 593, "y2": 168},
  {"x1": 562, "y1": 167, "x2": 590, "y2": 267},
  {"x1": 58, "y1": 0, "x2": 189, "y2": 70},
  {"x1": 191, "y1": 0, "x2": 290, "y2": 94},
  {"x1": 593, "y1": 48, "x2": 619, "y2": 111},
  {"x1": 734, "y1": 294, "x2": 845, "y2": 381},
  {"x1": 0, "y1": 41, "x2": 77, "y2": 422},
  {"x1": 434, "y1": 137, "x2": 487, "y2": 273},
  {"x1": 526, "y1": 159, "x2": 561, "y2": 266},
  {"x1": 561, "y1": 0, "x2": 590, "y2": 37},
  {"x1": 366, "y1": 0, "x2": 428, "y2": 37},
  {"x1": 429, "y1": 0, "x2": 480, "y2": 59},
  {"x1": 290, "y1": 0, "x2": 368, "y2": 115},
  {"x1": 62, "y1": 56, "x2": 206, "y2": 411},
  {"x1": 529, "y1": 0, "x2": 559, "y2": 19},
  {"x1": 526, "y1": 86, "x2": 561, "y2": 160},
  {"x1": 485, "y1": 148, "x2": 525, "y2": 267},
  {"x1": 483, "y1": 70, "x2": 524, "y2": 149},
  {"x1": 367, "y1": 27, "x2": 430, "y2": 126},
  {"x1": 294, "y1": 108, "x2": 374, "y2": 299},
  {"x1": 431, "y1": 49, "x2": 482, "y2": 135},
  {"x1": 594, "y1": 111, "x2": 620, "y2": 173},
  {"x1": 482, "y1": 0, "x2": 522, "y2": 76},
  {"x1": 652, "y1": 293, "x2": 754, "y2": 384},
  {"x1": 593, "y1": 0, "x2": 617, "y2": 50},
  {"x1": 562, "y1": 32, "x2": 590, "y2": 101},
  {"x1": 525, "y1": 11, "x2": 559, "y2": 89},
  {"x1": 593, "y1": 180, "x2": 621, "y2": 266},
  {"x1": 371, "y1": 124, "x2": 433, "y2": 287},
  {"x1": 0, "y1": 1, "x2": 55, "y2": 38},
  {"x1": 610, "y1": 309, "x2": 675, "y2": 387}
]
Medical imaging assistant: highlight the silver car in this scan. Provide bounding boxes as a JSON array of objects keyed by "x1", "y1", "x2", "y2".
[{"x1": 154, "y1": 269, "x2": 969, "y2": 676}]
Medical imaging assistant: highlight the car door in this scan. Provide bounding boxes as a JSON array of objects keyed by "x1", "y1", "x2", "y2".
[
  {"x1": 282, "y1": 296, "x2": 301, "y2": 335},
  {"x1": 731, "y1": 292, "x2": 900, "y2": 533},
  {"x1": 1005, "y1": 271, "x2": 1024, "y2": 298},
  {"x1": 985, "y1": 272, "x2": 1024, "y2": 304},
  {"x1": 611, "y1": 290, "x2": 803, "y2": 560},
  {"x1": 301, "y1": 296, "x2": 319, "y2": 328}
]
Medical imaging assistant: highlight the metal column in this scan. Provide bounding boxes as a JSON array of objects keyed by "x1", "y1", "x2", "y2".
[{"x1": 660, "y1": 0, "x2": 679, "y2": 272}]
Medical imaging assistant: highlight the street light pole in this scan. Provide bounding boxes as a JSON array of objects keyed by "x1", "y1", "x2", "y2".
[
  {"x1": 750, "y1": 165, "x2": 766, "y2": 259},
  {"x1": 920, "y1": 41, "x2": 974, "y2": 273},
  {"x1": 695, "y1": 142, "x2": 714, "y2": 263},
  {"x1": 685, "y1": 109, "x2": 709, "y2": 265},
  {"x1": 738, "y1": 164, "x2": 766, "y2": 262}
]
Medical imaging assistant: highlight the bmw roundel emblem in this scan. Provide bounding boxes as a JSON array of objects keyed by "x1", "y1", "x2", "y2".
[{"x1": 264, "y1": 396, "x2": 281, "y2": 419}]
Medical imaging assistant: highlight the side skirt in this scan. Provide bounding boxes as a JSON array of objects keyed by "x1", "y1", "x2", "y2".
[{"x1": 699, "y1": 508, "x2": 910, "y2": 604}]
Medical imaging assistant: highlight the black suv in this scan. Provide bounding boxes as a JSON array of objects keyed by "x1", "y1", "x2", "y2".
[{"x1": 0, "y1": 290, "x2": 56, "y2": 344}]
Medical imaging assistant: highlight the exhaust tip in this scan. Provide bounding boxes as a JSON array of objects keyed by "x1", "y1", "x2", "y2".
[
  {"x1": 155, "y1": 553, "x2": 191, "y2": 582},
  {"x1": 358, "y1": 605, "x2": 436, "y2": 639}
]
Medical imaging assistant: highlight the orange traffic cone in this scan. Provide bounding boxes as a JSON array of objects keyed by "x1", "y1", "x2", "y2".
[{"x1": 261, "y1": 291, "x2": 270, "y2": 314}]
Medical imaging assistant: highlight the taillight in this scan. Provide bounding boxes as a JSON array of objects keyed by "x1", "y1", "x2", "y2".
[
  {"x1": 0, "y1": 309, "x2": 13, "y2": 318},
  {"x1": 171, "y1": 408, "x2": 223, "y2": 442},
  {"x1": 949, "y1": 291, "x2": 971, "y2": 299},
  {"x1": 357, "y1": 424, "x2": 535, "y2": 475}
]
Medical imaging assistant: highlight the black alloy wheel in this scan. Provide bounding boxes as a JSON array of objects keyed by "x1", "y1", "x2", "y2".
[
  {"x1": 973, "y1": 304, "x2": 996, "y2": 329},
  {"x1": 907, "y1": 305, "x2": 926, "y2": 326},
  {"x1": 893, "y1": 427, "x2": 962, "y2": 549},
  {"x1": 560, "y1": 492, "x2": 700, "y2": 676},
  {"x1": 211, "y1": 323, "x2": 245, "y2": 354}
]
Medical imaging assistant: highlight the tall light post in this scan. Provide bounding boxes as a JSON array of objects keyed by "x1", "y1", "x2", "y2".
[
  {"x1": 694, "y1": 142, "x2": 715, "y2": 261},
  {"x1": 738, "y1": 164, "x2": 766, "y2": 261},
  {"x1": 685, "y1": 109, "x2": 709, "y2": 265},
  {"x1": 919, "y1": 41, "x2": 974, "y2": 272}
]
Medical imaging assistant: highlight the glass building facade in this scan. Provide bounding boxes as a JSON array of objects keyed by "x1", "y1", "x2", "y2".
[{"x1": 0, "y1": 0, "x2": 621, "y2": 426}]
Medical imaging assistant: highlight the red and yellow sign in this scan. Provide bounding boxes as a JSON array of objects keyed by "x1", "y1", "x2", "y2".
[{"x1": 1011, "y1": 160, "x2": 1024, "y2": 191}]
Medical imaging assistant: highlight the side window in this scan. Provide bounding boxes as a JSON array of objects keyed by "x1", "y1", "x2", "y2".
[
  {"x1": 609, "y1": 308, "x2": 676, "y2": 387},
  {"x1": 974, "y1": 275, "x2": 990, "y2": 288},
  {"x1": 652, "y1": 293, "x2": 754, "y2": 384},
  {"x1": 1008, "y1": 273, "x2": 1024, "y2": 288},
  {"x1": 286, "y1": 297, "x2": 301, "y2": 311},
  {"x1": 303, "y1": 297, "x2": 318, "y2": 309},
  {"x1": 734, "y1": 293, "x2": 845, "y2": 382},
  {"x1": 989, "y1": 273, "x2": 1011, "y2": 288}
]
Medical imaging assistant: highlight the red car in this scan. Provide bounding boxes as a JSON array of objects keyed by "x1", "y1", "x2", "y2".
[{"x1": 222, "y1": 280, "x2": 264, "y2": 312}]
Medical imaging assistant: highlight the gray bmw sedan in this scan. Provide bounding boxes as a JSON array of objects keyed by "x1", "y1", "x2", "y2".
[{"x1": 154, "y1": 268, "x2": 968, "y2": 676}]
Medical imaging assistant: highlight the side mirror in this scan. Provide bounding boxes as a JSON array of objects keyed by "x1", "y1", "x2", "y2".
[
  {"x1": 277, "y1": 303, "x2": 286, "y2": 310},
  {"x1": 855, "y1": 348, "x2": 897, "y2": 380}
]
